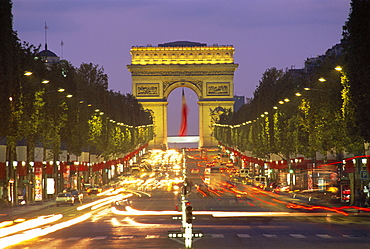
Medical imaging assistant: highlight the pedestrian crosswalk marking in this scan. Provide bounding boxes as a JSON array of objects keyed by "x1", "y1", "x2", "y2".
[
  {"x1": 211, "y1": 234, "x2": 224, "y2": 238},
  {"x1": 263, "y1": 234, "x2": 277, "y2": 238},
  {"x1": 67, "y1": 237, "x2": 81, "y2": 240},
  {"x1": 290, "y1": 234, "x2": 306, "y2": 238},
  {"x1": 342, "y1": 235, "x2": 355, "y2": 238},
  {"x1": 146, "y1": 235, "x2": 160, "y2": 238},
  {"x1": 237, "y1": 234, "x2": 251, "y2": 238},
  {"x1": 316, "y1": 234, "x2": 332, "y2": 238},
  {"x1": 34, "y1": 232, "x2": 370, "y2": 242},
  {"x1": 39, "y1": 238, "x2": 54, "y2": 242},
  {"x1": 119, "y1": 236, "x2": 134, "y2": 239},
  {"x1": 92, "y1": 236, "x2": 107, "y2": 240}
]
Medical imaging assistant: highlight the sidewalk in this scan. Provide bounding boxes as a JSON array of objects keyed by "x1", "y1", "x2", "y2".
[
  {"x1": 0, "y1": 201, "x2": 56, "y2": 222},
  {"x1": 0, "y1": 194, "x2": 102, "y2": 222},
  {"x1": 277, "y1": 190, "x2": 370, "y2": 216}
]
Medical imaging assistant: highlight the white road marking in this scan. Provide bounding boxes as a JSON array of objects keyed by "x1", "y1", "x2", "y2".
[
  {"x1": 210, "y1": 234, "x2": 225, "y2": 238},
  {"x1": 316, "y1": 234, "x2": 333, "y2": 238},
  {"x1": 290, "y1": 234, "x2": 306, "y2": 238},
  {"x1": 145, "y1": 235, "x2": 160, "y2": 238},
  {"x1": 92, "y1": 236, "x2": 107, "y2": 240},
  {"x1": 237, "y1": 234, "x2": 251, "y2": 238},
  {"x1": 67, "y1": 237, "x2": 81, "y2": 240},
  {"x1": 119, "y1": 236, "x2": 134, "y2": 239},
  {"x1": 263, "y1": 234, "x2": 277, "y2": 238}
]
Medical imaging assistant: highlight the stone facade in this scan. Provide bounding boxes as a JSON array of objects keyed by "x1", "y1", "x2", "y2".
[{"x1": 127, "y1": 41, "x2": 238, "y2": 148}]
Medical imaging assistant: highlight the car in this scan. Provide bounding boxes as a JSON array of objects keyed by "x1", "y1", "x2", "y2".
[
  {"x1": 87, "y1": 185, "x2": 102, "y2": 195},
  {"x1": 273, "y1": 184, "x2": 290, "y2": 193},
  {"x1": 253, "y1": 176, "x2": 267, "y2": 189},
  {"x1": 191, "y1": 168, "x2": 200, "y2": 174},
  {"x1": 56, "y1": 192, "x2": 75, "y2": 206}
]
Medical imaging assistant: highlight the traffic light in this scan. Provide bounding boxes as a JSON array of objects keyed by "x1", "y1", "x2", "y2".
[
  {"x1": 185, "y1": 205, "x2": 193, "y2": 224},
  {"x1": 182, "y1": 185, "x2": 188, "y2": 196}
]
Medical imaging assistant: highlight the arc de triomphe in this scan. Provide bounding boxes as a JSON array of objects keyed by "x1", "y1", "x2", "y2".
[{"x1": 127, "y1": 41, "x2": 238, "y2": 148}]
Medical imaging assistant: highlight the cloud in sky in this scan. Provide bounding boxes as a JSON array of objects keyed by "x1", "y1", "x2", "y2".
[{"x1": 12, "y1": 0, "x2": 351, "y2": 136}]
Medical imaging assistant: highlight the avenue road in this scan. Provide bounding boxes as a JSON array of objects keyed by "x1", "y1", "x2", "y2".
[{"x1": 2, "y1": 150, "x2": 370, "y2": 249}]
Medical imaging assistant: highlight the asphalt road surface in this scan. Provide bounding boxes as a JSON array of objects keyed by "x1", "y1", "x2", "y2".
[{"x1": 2, "y1": 151, "x2": 370, "y2": 249}]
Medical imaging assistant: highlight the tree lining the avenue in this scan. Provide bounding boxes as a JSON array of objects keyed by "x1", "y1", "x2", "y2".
[
  {"x1": 0, "y1": 0, "x2": 153, "y2": 165},
  {"x1": 214, "y1": 0, "x2": 369, "y2": 163}
]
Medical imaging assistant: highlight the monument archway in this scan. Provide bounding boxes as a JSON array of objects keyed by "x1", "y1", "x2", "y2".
[{"x1": 127, "y1": 41, "x2": 238, "y2": 148}]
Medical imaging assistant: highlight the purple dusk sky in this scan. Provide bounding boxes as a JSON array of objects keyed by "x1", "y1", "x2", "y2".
[{"x1": 12, "y1": 0, "x2": 351, "y2": 137}]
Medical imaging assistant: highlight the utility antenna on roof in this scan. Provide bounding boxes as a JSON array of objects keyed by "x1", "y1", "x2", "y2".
[
  {"x1": 61, "y1": 40, "x2": 64, "y2": 59},
  {"x1": 44, "y1": 22, "x2": 48, "y2": 50}
]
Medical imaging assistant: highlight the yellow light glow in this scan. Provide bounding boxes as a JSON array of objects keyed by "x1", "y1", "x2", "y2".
[
  {"x1": 0, "y1": 214, "x2": 62, "y2": 238},
  {"x1": 295, "y1": 92, "x2": 302, "y2": 96},
  {"x1": 77, "y1": 193, "x2": 133, "y2": 211},
  {"x1": 130, "y1": 45, "x2": 235, "y2": 65},
  {"x1": 23, "y1": 71, "x2": 33, "y2": 76},
  {"x1": 318, "y1": 77, "x2": 326, "y2": 82},
  {"x1": 111, "y1": 206, "x2": 181, "y2": 216},
  {"x1": 41, "y1": 79, "x2": 49, "y2": 84},
  {"x1": 13, "y1": 218, "x2": 25, "y2": 223},
  {"x1": 0, "y1": 213, "x2": 91, "y2": 248},
  {"x1": 335, "y1": 66, "x2": 342, "y2": 71},
  {"x1": 0, "y1": 221, "x2": 13, "y2": 229}
]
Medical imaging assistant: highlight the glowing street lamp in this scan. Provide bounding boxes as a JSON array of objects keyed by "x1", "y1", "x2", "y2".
[
  {"x1": 24, "y1": 71, "x2": 33, "y2": 76},
  {"x1": 335, "y1": 66, "x2": 342, "y2": 71},
  {"x1": 318, "y1": 77, "x2": 326, "y2": 82}
]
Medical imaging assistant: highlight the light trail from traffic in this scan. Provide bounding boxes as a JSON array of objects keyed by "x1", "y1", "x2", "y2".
[
  {"x1": 0, "y1": 214, "x2": 63, "y2": 238},
  {"x1": 76, "y1": 193, "x2": 133, "y2": 211},
  {"x1": 0, "y1": 213, "x2": 91, "y2": 249}
]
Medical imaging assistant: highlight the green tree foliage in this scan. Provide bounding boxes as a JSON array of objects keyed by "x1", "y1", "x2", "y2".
[
  {"x1": 0, "y1": 0, "x2": 153, "y2": 163},
  {"x1": 214, "y1": 50, "x2": 363, "y2": 160},
  {"x1": 342, "y1": 0, "x2": 370, "y2": 142},
  {"x1": 0, "y1": 0, "x2": 21, "y2": 138}
]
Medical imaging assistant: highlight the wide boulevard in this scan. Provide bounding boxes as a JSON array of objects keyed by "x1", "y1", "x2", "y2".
[{"x1": 1, "y1": 150, "x2": 370, "y2": 249}]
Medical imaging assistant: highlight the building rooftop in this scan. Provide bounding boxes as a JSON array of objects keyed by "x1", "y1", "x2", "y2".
[
  {"x1": 38, "y1": 49, "x2": 58, "y2": 57},
  {"x1": 158, "y1": 41, "x2": 207, "y2": 47}
]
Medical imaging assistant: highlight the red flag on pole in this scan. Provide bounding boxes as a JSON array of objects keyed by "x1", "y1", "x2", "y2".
[{"x1": 178, "y1": 88, "x2": 188, "y2": 136}]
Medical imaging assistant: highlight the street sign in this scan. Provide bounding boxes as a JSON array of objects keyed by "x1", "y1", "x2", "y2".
[{"x1": 360, "y1": 170, "x2": 368, "y2": 180}]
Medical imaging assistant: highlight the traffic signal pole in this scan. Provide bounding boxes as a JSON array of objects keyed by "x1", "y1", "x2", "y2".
[
  {"x1": 182, "y1": 148, "x2": 193, "y2": 248},
  {"x1": 168, "y1": 149, "x2": 202, "y2": 248}
]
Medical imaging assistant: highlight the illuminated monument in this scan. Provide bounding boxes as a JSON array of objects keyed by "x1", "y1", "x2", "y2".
[{"x1": 127, "y1": 41, "x2": 238, "y2": 148}]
